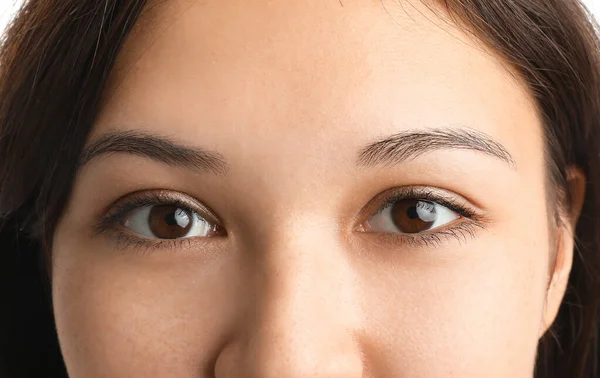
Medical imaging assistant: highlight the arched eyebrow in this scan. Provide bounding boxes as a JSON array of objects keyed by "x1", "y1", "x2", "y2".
[
  {"x1": 79, "y1": 127, "x2": 515, "y2": 175},
  {"x1": 78, "y1": 130, "x2": 229, "y2": 175},
  {"x1": 356, "y1": 127, "x2": 516, "y2": 169}
]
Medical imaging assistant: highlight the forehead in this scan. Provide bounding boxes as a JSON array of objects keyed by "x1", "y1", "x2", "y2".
[{"x1": 95, "y1": 0, "x2": 541, "y2": 176}]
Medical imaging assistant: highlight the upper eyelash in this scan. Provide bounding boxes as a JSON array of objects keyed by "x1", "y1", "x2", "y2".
[
  {"x1": 95, "y1": 187, "x2": 484, "y2": 253},
  {"x1": 93, "y1": 192, "x2": 218, "y2": 254},
  {"x1": 374, "y1": 186, "x2": 479, "y2": 220},
  {"x1": 366, "y1": 187, "x2": 485, "y2": 248},
  {"x1": 93, "y1": 193, "x2": 207, "y2": 237}
]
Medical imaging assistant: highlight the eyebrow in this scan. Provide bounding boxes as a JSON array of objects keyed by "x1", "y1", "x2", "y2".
[
  {"x1": 356, "y1": 127, "x2": 516, "y2": 169},
  {"x1": 79, "y1": 130, "x2": 229, "y2": 174},
  {"x1": 80, "y1": 127, "x2": 515, "y2": 174}
]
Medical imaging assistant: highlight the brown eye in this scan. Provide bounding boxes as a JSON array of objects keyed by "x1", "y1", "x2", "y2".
[
  {"x1": 148, "y1": 205, "x2": 194, "y2": 239},
  {"x1": 122, "y1": 205, "x2": 221, "y2": 239},
  {"x1": 366, "y1": 199, "x2": 459, "y2": 234},
  {"x1": 390, "y1": 199, "x2": 437, "y2": 233}
]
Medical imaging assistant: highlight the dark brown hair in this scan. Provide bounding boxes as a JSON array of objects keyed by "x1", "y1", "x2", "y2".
[{"x1": 0, "y1": 0, "x2": 599, "y2": 377}]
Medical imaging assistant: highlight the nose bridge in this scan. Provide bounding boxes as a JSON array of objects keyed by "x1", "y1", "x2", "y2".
[
  {"x1": 217, "y1": 222, "x2": 364, "y2": 377},
  {"x1": 256, "y1": 224, "x2": 357, "y2": 332}
]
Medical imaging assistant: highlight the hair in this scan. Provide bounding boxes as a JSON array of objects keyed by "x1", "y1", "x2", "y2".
[{"x1": 0, "y1": 0, "x2": 599, "y2": 377}]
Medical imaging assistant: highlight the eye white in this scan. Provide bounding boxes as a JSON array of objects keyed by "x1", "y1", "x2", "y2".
[
  {"x1": 367, "y1": 200, "x2": 460, "y2": 233},
  {"x1": 123, "y1": 205, "x2": 213, "y2": 239}
]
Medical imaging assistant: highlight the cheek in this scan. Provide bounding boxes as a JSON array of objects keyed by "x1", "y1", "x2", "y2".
[
  {"x1": 51, "y1": 189, "x2": 551, "y2": 377},
  {"x1": 359, "y1": 216, "x2": 550, "y2": 376},
  {"x1": 51, "y1": 230, "x2": 243, "y2": 377}
]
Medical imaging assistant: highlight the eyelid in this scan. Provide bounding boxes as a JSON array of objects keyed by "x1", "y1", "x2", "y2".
[
  {"x1": 95, "y1": 189, "x2": 224, "y2": 235},
  {"x1": 356, "y1": 186, "x2": 484, "y2": 229},
  {"x1": 353, "y1": 186, "x2": 487, "y2": 249},
  {"x1": 95, "y1": 187, "x2": 486, "y2": 253}
]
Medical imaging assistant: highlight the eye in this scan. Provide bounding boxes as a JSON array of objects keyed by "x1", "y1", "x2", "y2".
[
  {"x1": 366, "y1": 199, "x2": 460, "y2": 234},
  {"x1": 122, "y1": 204, "x2": 222, "y2": 239}
]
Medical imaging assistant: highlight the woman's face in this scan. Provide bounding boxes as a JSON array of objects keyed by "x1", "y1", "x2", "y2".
[{"x1": 52, "y1": 0, "x2": 574, "y2": 376}]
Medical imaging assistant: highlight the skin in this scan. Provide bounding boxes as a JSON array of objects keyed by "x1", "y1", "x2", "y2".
[{"x1": 52, "y1": 0, "x2": 581, "y2": 376}]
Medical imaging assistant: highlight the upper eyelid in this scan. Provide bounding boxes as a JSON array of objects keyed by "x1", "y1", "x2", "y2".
[
  {"x1": 364, "y1": 186, "x2": 481, "y2": 219},
  {"x1": 121, "y1": 191, "x2": 216, "y2": 216},
  {"x1": 97, "y1": 186, "x2": 485, "y2": 235},
  {"x1": 96, "y1": 190, "x2": 222, "y2": 231},
  {"x1": 92, "y1": 186, "x2": 487, "y2": 253}
]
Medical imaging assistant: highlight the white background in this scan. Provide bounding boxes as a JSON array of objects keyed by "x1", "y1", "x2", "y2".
[{"x1": 0, "y1": 0, "x2": 599, "y2": 45}]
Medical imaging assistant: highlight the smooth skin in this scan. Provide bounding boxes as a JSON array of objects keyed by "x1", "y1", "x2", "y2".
[{"x1": 52, "y1": 0, "x2": 582, "y2": 376}]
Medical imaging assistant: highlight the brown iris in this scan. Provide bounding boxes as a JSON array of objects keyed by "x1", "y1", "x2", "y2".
[
  {"x1": 390, "y1": 199, "x2": 437, "y2": 233},
  {"x1": 148, "y1": 205, "x2": 194, "y2": 239}
]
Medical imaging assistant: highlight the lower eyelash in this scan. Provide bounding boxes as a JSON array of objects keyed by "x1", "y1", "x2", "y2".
[
  {"x1": 96, "y1": 187, "x2": 484, "y2": 253},
  {"x1": 92, "y1": 191, "x2": 223, "y2": 254},
  {"x1": 371, "y1": 221, "x2": 485, "y2": 248},
  {"x1": 106, "y1": 222, "x2": 483, "y2": 255},
  {"x1": 96, "y1": 226, "x2": 194, "y2": 254}
]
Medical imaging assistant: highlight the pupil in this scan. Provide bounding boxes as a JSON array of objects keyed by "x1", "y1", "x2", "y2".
[
  {"x1": 164, "y1": 213, "x2": 177, "y2": 226},
  {"x1": 406, "y1": 205, "x2": 419, "y2": 219}
]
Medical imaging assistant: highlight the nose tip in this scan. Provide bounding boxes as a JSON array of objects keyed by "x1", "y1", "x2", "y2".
[
  {"x1": 214, "y1": 280, "x2": 365, "y2": 377},
  {"x1": 247, "y1": 347, "x2": 364, "y2": 378},
  {"x1": 213, "y1": 238, "x2": 365, "y2": 377},
  {"x1": 215, "y1": 325, "x2": 365, "y2": 378}
]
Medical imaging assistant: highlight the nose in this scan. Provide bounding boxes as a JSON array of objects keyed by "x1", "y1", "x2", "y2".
[{"x1": 214, "y1": 228, "x2": 365, "y2": 378}]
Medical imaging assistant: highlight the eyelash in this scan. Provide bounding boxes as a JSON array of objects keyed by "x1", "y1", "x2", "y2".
[
  {"x1": 93, "y1": 192, "x2": 217, "y2": 253},
  {"x1": 94, "y1": 188, "x2": 485, "y2": 253},
  {"x1": 366, "y1": 187, "x2": 485, "y2": 248}
]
